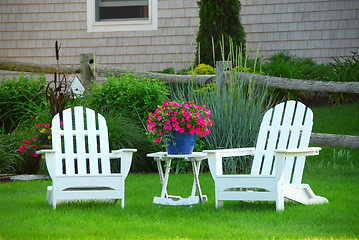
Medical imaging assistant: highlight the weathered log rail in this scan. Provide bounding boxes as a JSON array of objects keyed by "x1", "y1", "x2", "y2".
[{"x1": 1, "y1": 56, "x2": 358, "y2": 149}]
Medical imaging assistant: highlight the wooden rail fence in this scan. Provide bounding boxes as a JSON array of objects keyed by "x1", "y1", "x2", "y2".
[{"x1": 1, "y1": 54, "x2": 358, "y2": 149}]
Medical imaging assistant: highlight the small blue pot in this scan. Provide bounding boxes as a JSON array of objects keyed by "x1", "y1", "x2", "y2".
[{"x1": 164, "y1": 131, "x2": 197, "y2": 154}]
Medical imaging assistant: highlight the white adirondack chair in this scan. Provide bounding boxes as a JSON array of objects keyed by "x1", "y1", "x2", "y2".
[
  {"x1": 36, "y1": 106, "x2": 136, "y2": 209},
  {"x1": 204, "y1": 101, "x2": 328, "y2": 211}
]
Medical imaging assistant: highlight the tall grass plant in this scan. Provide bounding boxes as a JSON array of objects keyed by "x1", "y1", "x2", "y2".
[{"x1": 170, "y1": 42, "x2": 271, "y2": 173}]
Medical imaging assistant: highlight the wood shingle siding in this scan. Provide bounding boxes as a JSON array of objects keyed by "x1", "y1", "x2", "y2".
[{"x1": 0, "y1": 0, "x2": 358, "y2": 80}]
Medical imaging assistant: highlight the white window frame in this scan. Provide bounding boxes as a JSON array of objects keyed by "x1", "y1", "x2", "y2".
[{"x1": 87, "y1": 0, "x2": 158, "y2": 32}]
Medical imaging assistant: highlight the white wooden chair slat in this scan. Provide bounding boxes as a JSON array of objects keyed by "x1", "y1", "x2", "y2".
[
  {"x1": 37, "y1": 106, "x2": 136, "y2": 209},
  {"x1": 98, "y1": 114, "x2": 111, "y2": 174},
  {"x1": 74, "y1": 107, "x2": 87, "y2": 175},
  {"x1": 251, "y1": 108, "x2": 273, "y2": 175},
  {"x1": 205, "y1": 101, "x2": 328, "y2": 211},
  {"x1": 291, "y1": 108, "x2": 313, "y2": 185},
  {"x1": 51, "y1": 114, "x2": 62, "y2": 178},
  {"x1": 277, "y1": 101, "x2": 296, "y2": 181},
  {"x1": 282, "y1": 102, "x2": 307, "y2": 183},
  {"x1": 261, "y1": 102, "x2": 285, "y2": 175},
  {"x1": 63, "y1": 108, "x2": 75, "y2": 175},
  {"x1": 86, "y1": 108, "x2": 99, "y2": 175}
]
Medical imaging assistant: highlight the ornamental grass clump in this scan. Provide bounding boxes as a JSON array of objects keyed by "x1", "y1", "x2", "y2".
[{"x1": 147, "y1": 100, "x2": 213, "y2": 145}]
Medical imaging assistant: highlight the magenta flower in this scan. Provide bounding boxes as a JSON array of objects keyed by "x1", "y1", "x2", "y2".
[
  {"x1": 147, "y1": 100, "x2": 212, "y2": 145},
  {"x1": 24, "y1": 140, "x2": 30, "y2": 144},
  {"x1": 33, "y1": 152, "x2": 39, "y2": 158}
]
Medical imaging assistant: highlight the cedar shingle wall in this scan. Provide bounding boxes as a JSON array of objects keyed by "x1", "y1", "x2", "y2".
[
  {"x1": 0, "y1": 0, "x2": 358, "y2": 80},
  {"x1": 0, "y1": 0, "x2": 199, "y2": 79},
  {"x1": 241, "y1": 0, "x2": 359, "y2": 63}
]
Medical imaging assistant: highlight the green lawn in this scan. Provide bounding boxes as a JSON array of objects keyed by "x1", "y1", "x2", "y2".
[
  {"x1": 312, "y1": 103, "x2": 359, "y2": 135},
  {"x1": 0, "y1": 103, "x2": 358, "y2": 239}
]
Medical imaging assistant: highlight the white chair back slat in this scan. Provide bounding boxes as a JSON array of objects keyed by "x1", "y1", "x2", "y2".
[
  {"x1": 282, "y1": 102, "x2": 306, "y2": 183},
  {"x1": 63, "y1": 109, "x2": 75, "y2": 175},
  {"x1": 51, "y1": 114, "x2": 62, "y2": 176},
  {"x1": 261, "y1": 102, "x2": 285, "y2": 175},
  {"x1": 74, "y1": 107, "x2": 87, "y2": 175},
  {"x1": 86, "y1": 108, "x2": 100, "y2": 175},
  {"x1": 251, "y1": 108, "x2": 273, "y2": 175},
  {"x1": 276, "y1": 101, "x2": 296, "y2": 150},
  {"x1": 278, "y1": 101, "x2": 297, "y2": 181},
  {"x1": 98, "y1": 113, "x2": 111, "y2": 174},
  {"x1": 291, "y1": 107, "x2": 313, "y2": 185}
]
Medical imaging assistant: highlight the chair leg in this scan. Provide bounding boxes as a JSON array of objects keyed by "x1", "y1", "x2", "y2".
[
  {"x1": 121, "y1": 198, "x2": 125, "y2": 208},
  {"x1": 276, "y1": 184, "x2": 285, "y2": 211}
]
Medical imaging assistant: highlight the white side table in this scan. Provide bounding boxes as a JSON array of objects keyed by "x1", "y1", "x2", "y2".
[{"x1": 147, "y1": 152, "x2": 208, "y2": 206}]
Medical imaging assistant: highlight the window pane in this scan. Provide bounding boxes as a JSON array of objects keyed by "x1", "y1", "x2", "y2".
[
  {"x1": 96, "y1": 0, "x2": 149, "y2": 20},
  {"x1": 99, "y1": 5, "x2": 148, "y2": 20}
]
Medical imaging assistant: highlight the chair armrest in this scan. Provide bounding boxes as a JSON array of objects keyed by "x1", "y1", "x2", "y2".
[
  {"x1": 35, "y1": 149, "x2": 56, "y2": 179},
  {"x1": 36, "y1": 149, "x2": 56, "y2": 155},
  {"x1": 110, "y1": 149, "x2": 137, "y2": 179},
  {"x1": 275, "y1": 147, "x2": 321, "y2": 157},
  {"x1": 111, "y1": 148, "x2": 137, "y2": 157},
  {"x1": 204, "y1": 147, "x2": 255, "y2": 158},
  {"x1": 204, "y1": 148, "x2": 255, "y2": 179}
]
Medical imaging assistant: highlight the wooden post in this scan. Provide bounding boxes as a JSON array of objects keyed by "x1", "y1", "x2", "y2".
[
  {"x1": 80, "y1": 53, "x2": 95, "y2": 91},
  {"x1": 216, "y1": 61, "x2": 231, "y2": 96}
]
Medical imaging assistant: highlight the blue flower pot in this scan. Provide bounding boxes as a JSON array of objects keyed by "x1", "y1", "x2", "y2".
[{"x1": 164, "y1": 132, "x2": 197, "y2": 154}]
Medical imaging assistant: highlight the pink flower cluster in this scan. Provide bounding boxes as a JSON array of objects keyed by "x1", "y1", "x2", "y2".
[
  {"x1": 147, "y1": 100, "x2": 213, "y2": 145},
  {"x1": 16, "y1": 123, "x2": 52, "y2": 158},
  {"x1": 16, "y1": 138, "x2": 39, "y2": 158}
]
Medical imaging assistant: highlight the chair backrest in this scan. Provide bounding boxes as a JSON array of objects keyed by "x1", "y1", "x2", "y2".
[
  {"x1": 250, "y1": 101, "x2": 313, "y2": 185},
  {"x1": 51, "y1": 106, "x2": 111, "y2": 176}
]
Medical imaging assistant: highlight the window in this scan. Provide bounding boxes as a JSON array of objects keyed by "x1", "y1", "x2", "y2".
[{"x1": 87, "y1": 0, "x2": 158, "y2": 32}]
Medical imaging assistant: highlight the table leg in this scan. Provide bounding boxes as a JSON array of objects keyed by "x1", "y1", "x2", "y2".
[
  {"x1": 160, "y1": 158, "x2": 172, "y2": 198},
  {"x1": 156, "y1": 159, "x2": 168, "y2": 198},
  {"x1": 191, "y1": 159, "x2": 204, "y2": 202}
]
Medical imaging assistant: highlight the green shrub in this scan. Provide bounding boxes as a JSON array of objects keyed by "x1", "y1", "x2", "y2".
[
  {"x1": 0, "y1": 74, "x2": 47, "y2": 133},
  {"x1": 261, "y1": 50, "x2": 328, "y2": 102},
  {"x1": 187, "y1": 64, "x2": 216, "y2": 75},
  {"x1": 84, "y1": 73, "x2": 168, "y2": 122},
  {"x1": 104, "y1": 109, "x2": 157, "y2": 172},
  {"x1": 0, "y1": 127, "x2": 42, "y2": 174},
  {"x1": 0, "y1": 134, "x2": 23, "y2": 174},
  {"x1": 325, "y1": 51, "x2": 359, "y2": 104},
  {"x1": 158, "y1": 67, "x2": 189, "y2": 75},
  {"x1": 196, "y1": 0, "x2": 246, "y2": 66},
  {"x1": 262, "y1": 50, "x2": 325, "y2": 80}
]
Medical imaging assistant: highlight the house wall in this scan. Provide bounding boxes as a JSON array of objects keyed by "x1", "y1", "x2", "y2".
[
  {"x1": 241, "y1": 0, "x2": 359, "y2": 63},
  {"x1": 0, "y1": 0, "x2": 199, "y2": 80},
  {"x1": 0, "y1": 0, "x2": 358, "y2": 81}
]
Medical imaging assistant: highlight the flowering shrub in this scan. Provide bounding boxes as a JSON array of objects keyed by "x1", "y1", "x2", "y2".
[
  {"x1": 36, "y1": 123, "x2": 52, "y2": 145},
  {"x1": 16, "y1": 123, "x2": 52, "y2": 158},
  {"x1": 16, "y1": 139, "x2": 40, "y2": 158},
  {"x1": 147, "y1": 100, "x2": 213, "y2": 145}
]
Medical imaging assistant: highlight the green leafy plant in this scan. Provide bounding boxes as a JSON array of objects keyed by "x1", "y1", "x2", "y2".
[
  {"x1": 261, "y1": 50, "x2": 327, "y2": 102},
  {"x1": 325, "y1": 51, "x2": 359, "y2": 104},
  {"x1": 84, "y1": 73, "x2": 168, "y2": 122},
  {"x1": 0, "y1": 74, "x2": 47, "y2": 133},
  {"x1": 104, "y1": 109, "x2": 157, "y2": 172},
  {"x1": 0, "y1": 134, "x2": 24, "y2": 174},
  {"x1": 187, "y1": 64, "x2": 216, "y2": 75}
]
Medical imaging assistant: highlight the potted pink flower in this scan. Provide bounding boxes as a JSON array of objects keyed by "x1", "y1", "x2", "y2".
[{"x1": 147, "y1": 100, "x2": 213, "y2": 154}]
